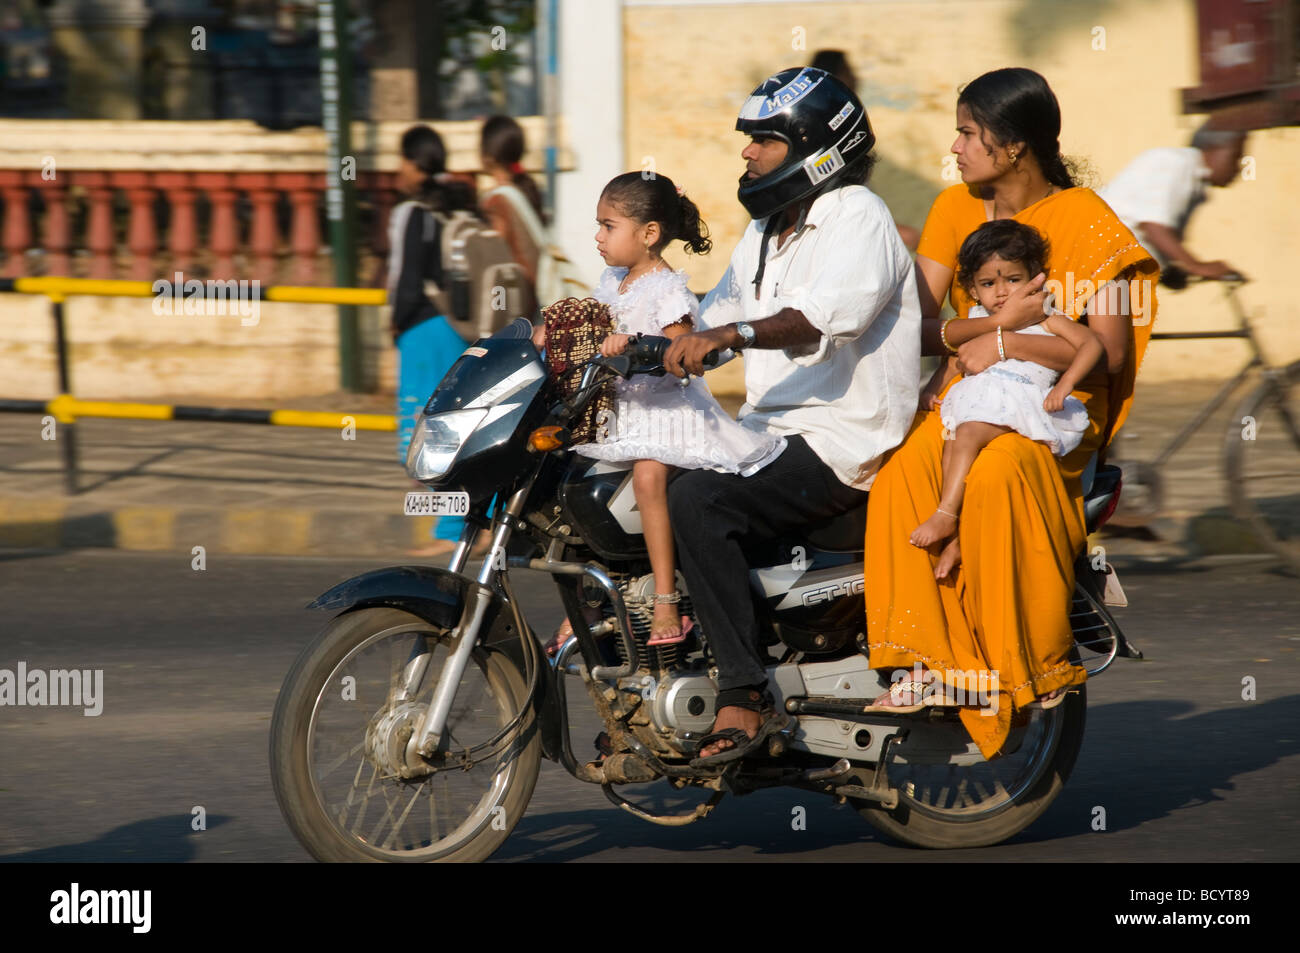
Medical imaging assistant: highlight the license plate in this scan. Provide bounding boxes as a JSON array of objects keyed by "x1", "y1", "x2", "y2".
[{"x1": 404, "y1": 491, "x2": 470, "y2": 517}]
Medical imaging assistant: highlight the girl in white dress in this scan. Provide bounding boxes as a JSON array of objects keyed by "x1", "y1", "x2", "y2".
[
  {"x1": 912, "y1": 219, "x2": 1102, "y2": 579},
  {"x1": 537, "y1": 172, "x2": 784, "y2": 645}
]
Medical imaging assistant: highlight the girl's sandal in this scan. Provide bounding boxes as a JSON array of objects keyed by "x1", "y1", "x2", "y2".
[{"x1": 646, "y1": 591, "x2": 693, "y2": 647}]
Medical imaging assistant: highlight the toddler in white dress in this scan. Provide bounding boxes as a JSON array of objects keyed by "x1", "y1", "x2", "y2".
[
  {"x1": 912, "y1": 219, "x2": 1103, "y2": 579},
  {"x1": 536, "y1": 172, "x2": 784, "y2": 645}
]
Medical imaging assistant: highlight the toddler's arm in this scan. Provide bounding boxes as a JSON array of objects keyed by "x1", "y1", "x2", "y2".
[{"x1": 1041, "y1": 313, "x2": 1104, "y2": 412}]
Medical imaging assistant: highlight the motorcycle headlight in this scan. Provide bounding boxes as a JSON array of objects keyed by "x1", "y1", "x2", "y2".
[{"x1": 405, "y1": 408, "x2": 487, "y2": 482}]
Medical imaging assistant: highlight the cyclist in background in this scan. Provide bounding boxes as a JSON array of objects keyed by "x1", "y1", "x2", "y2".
[{"x1": 1099, "y1": 121, "x2": 1247, "y2": 287}]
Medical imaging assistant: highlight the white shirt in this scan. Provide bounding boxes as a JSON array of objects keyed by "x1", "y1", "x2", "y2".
[
  {"x1": 697, "y1": 184, "x2": 921, "y2": 489},
  {"x1": 1099, "y1": 147, "x2": 1211, "y2": 271}
]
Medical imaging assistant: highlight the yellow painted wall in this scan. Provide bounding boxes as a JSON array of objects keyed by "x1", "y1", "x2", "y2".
[{"x1": 624, "y1": 0, "x2": 1299, "y2": 381}]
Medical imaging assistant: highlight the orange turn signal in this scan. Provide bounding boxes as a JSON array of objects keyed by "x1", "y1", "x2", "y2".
[{"x1": 529, "y1": 425, "x2": 568, "y2": 452}]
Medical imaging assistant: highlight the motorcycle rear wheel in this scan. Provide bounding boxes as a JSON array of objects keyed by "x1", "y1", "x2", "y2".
[
  {"x1": 855, "y1": 685, "x2": 1085, "y2": 848},
  {"x1": 270, "y1": 607, "x2": 540, "y2": 862}
]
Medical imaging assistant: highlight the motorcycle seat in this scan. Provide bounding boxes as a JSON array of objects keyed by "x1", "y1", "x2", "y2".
[{"x1": 803, "y1": 500, "x2": 869, "y2": 553}]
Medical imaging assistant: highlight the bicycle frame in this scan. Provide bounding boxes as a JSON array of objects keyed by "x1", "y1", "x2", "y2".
[{"x1": 1144, "y1": 280, "x2": 1265, "y2": 468}]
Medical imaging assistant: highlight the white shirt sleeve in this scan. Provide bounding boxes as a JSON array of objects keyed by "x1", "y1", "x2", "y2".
[
  {"x1": 697, "y1": 258, "x2": 745, "y2": 331},
  {"x1": 772, "y1": 197, "x2": 909, "y2": 367},
  {"x1": 1104, "y1": 149, "x2": 1202, "y2": 231}
]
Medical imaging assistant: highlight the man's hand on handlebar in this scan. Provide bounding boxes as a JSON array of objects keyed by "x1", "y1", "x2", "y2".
[{"x1": 664, "y1": 327, "x2": 735, "y2": 378}]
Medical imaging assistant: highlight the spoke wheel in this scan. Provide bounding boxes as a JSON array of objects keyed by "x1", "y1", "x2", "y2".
[
  {"x1": 1225, "y1": 360, "x2": 1300, "y2": 575},
  {"x1": 271, "y1": 608, "x2": 540, "y2": 862},
  {"x1": 855, "y1": 686, "x2": 1085, "y2": 848}
]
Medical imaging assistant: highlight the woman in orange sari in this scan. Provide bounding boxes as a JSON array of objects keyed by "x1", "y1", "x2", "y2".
[{"x1": 864, "y1": 68, "x2": 1159, "y2": 759}]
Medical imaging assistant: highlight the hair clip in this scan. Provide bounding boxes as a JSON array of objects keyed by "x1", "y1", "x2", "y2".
[{"x1": 675, "y1": 185, "x2": 684, "y2": 196}]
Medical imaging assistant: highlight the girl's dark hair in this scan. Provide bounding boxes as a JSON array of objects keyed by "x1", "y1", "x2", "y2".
[
  {"x1": 400, "y1": 124, "x2": 475, "y2": 213},
  {"x1": 600, "y1": 172, "x2": 712, "y2": 255},
  {"x1": 956, "y1": 219, "x2": 1050, "y2": 294},
  {"x1": 481, "y1": 114, "x2": 545, "y2": 220},
  {"x1": 957, "y1": 67, "x2": 1079, "y2": 190}
]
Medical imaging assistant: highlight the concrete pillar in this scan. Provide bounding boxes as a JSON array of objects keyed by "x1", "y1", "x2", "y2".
[
  {"x1": 555, "y1": 0, "x2": 624, "y2": 288},
  {"x1": 369, "y1": 0, "x2": 442, "y2": 120},
  {"x1": 46, "y1": 0, "x2": 151, "y2": 119}
]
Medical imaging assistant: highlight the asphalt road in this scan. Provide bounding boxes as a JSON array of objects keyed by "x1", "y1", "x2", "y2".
[{"x1": 0, "y1": 548, "x2": 1296, "y2": 863}]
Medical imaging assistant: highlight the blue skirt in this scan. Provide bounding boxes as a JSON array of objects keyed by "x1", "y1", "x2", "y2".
[{"x1": 397, "y1": 316, "x2": 468, "y2": 542}]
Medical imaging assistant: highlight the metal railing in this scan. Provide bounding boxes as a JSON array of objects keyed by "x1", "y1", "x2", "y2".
[{"x1": 0, "y1": 276, "x2": 395, "y2": 494}]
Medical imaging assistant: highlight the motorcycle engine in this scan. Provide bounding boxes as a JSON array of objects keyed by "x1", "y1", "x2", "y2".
[{"x1": 616, "y1": 573, "x2": 717, "y2": 740}]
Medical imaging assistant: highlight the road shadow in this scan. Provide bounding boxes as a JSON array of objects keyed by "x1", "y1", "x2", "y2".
[
  {"x1": 1024, "y1": 694, "x2": 1300, "y2": 839},
  {"x1": 0, "y1": 814, "x2": 231, "y2": 863},
  {"x1": 498, "y1": 694, "x2": 1300, "y2": 859}
]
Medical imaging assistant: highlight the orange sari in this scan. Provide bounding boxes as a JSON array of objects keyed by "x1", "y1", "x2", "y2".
[{"x1": 865, "y1": 185, "x2": 1158, "y2": 759}]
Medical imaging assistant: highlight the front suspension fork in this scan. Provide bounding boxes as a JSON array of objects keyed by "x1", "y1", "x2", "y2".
[{"x1": 406, "y1": 482, "x2": 530, "y2": 759}]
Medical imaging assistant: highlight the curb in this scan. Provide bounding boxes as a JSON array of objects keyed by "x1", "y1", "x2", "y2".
[{"x1": 0, "y1": 496, "x2": 437, "y2": 558}]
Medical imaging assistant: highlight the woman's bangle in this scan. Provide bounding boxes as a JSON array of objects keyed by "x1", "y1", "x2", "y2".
[
  {"x1": 996, "y1": 325, "x2": 1006, "y2": 362},
  {"x1": 939, "y1": 317, "x2": 959, "y2": 354}
]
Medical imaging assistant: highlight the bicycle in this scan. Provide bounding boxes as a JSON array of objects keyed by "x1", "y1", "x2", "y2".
[{"x1": 1106, "y1": 274, "x2": 1300, "y2": 574}]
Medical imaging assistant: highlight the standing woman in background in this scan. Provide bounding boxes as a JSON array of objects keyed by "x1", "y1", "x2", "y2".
[
  {"x1": 389, "y1": 124, "x2": 477, "y2": 556},
  {"x1": 478, "y1": 115, "x2": 547, "y2": 313}
]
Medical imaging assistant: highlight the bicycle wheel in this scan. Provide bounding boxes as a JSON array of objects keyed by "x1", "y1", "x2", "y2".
[{"x1": 1225, "y1": 360, "x2": 1300, "y2": 574}]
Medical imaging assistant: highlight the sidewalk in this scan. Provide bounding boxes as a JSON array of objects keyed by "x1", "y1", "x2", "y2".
[{"x1": 0, "y1": 379, "x2": 1276, "y2": 560}]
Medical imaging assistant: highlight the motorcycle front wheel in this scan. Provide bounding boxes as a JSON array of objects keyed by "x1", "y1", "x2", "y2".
[
  {"x1": 270, "y1": 607, "x2": 540, "y2": 862},
  {"x1": 855, "y1": 685, "x2": 1085, "y2": 849}
]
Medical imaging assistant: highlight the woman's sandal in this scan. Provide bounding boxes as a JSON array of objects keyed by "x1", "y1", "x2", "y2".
[
  {"x1": 863, "y1": 680, "x2": 928, "y2": 714},
  {"x1": 1025, "y1": 689, "x2": 1068, "y2": 711},
  {"x1": 646, "y1": 591, "x2": 694, "y2": 647},
  {"x1": 863, "y1": 677, "x2": 966, "y2": 713}
]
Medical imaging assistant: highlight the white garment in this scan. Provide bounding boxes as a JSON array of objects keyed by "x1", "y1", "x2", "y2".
[
  {"x1": 571, "y1": 266, "x2": 787, "y2": 476},
  {"x1": 939, "y1": 305, "x2": 1089, "y2": 457},
  {"x1": 1099, "y1": 147, "x2": 1211, "y2": 271},
  {"x1": 695, "y1": 184, "x2": 921, "y2": 489}
]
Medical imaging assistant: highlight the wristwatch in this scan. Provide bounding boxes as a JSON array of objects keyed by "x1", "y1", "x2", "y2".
[{"x1": 732, "y1": 321, "x2": 756, "y2": 350}]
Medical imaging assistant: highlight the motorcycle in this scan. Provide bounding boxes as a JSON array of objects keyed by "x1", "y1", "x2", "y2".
[{"x1": 269, "y1": 317, "x2": 1141, "y2": 861}]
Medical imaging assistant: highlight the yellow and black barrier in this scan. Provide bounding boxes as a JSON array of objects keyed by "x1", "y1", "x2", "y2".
[
  {"x1": 0, "y1": 396, "x2": 395, "y2": 431},
  {"x1": 0, "y1": 275, "x2": 394, "y2": 494}
]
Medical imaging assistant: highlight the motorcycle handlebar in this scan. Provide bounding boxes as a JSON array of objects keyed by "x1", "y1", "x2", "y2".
[{"x1": 623, "y1": 334, "x2": 719, "y2": 373}]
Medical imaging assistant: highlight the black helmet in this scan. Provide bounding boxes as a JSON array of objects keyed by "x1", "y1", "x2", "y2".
[{"x1": 735, "y1": 66, "x2": 875, "y2": 220}]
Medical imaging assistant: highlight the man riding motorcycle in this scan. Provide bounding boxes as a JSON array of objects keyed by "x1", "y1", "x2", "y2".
[{"x1": 663, "y1": 66, "x2": 922, "y2": 764}]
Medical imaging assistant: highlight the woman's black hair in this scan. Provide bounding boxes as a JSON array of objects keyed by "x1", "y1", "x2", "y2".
[
  {"x1": 480, "y1": 114, "x2": 545, "y2": 220},
  {"x1": 956, "y1": 219, "x2": 1050, "y2": 295},
  {"x1": 400, "y1": 124, "x2": 475, "y2": 213},
  {"x1": 957, "y1": 67, "x2": 1079, "y2": 190},
  {"x1": 600, "y1": 171, "x2": 712, "y2": 255}
]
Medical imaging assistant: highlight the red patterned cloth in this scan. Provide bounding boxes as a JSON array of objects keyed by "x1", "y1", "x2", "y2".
[{"x1": 541, "y1": 297, "x2": 615, "y2": 445}]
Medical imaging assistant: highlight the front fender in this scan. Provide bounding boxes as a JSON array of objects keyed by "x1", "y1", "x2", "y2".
[{"x1": 309, "y1": 565, "x2": 563, "y2": 761}]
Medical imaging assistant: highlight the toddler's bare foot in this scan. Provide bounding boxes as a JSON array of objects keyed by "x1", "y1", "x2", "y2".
[
  {"x1": 934, "y1": 536, "x2": 961, "y2": 579},
  {"x1": 909, "y1": 508, "x2": 958, "y2": 548}
]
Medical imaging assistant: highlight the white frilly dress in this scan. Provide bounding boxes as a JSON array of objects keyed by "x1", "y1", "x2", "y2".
[
  {"x1": 571, "y1": 266, "x2": 786, "y2": 475},
  {"x1": 939, "y1": 305, "x2": 1090, "y2": 457}
]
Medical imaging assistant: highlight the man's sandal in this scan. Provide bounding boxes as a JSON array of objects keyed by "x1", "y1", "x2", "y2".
[
  {"x1": 689, "y1": 688, "x2": 789, "y2": 767},
  {"x1": 646, "y1": 591, "x2": 694, "y2": 647}
]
